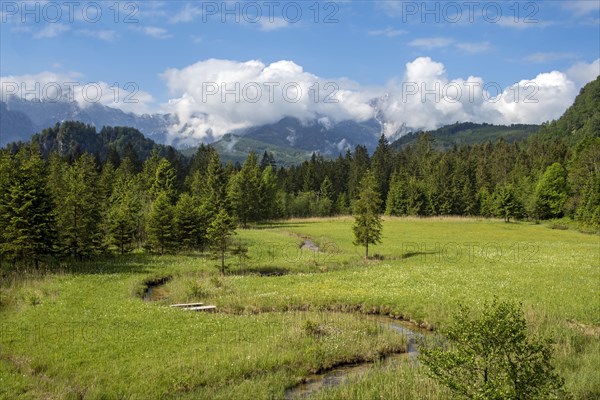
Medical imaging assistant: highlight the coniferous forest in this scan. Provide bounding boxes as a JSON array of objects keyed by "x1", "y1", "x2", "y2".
[{"x1": 1, "y1": 77, "x2": 598, "y2": 267}]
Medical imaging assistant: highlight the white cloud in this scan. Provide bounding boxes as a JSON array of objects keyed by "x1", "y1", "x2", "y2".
[
  {"x1": 368, "y1": 27, "x2": 406, "y2": 37},
  {"x1": 170, "y1": 3, "x2": 203, "y2": 23},
  {"x1": 5, "y1": 58, "x2": 598, "y2": 145},
  {"x1": 566, "y1": 59, "x2": 600, "y2": 87},
  {"x1": 34, "y1": 23, "x2": 69, "y2": 39},
  {"x1": 456, "y1": 41, "x2": 490, "y2": 54},
  {"x1": 408, "y1": 37, "x2": 454, "y2": 49},
  {"x1": 496, "y1": 16, "x2": 555, "y2": 29},
  {"x1": 158, "y1": 57, "x2": 600, "y2": 144},
  {"x1": 562, "y1": 1, "x2": 600, "y2": 16},
  {"x1": 525, "y1": 52, "x2": 577, "y2": 63},
  {"x1": 0, "y1": 72, "x2": 155, "y2": 115},
  {"x1": 160, "y1": 59, "x2": 374, "y2": 144},
  {"x1": 258, "y1": 17, "x2": 290, "y2": 31},
  {"x1": 135, "y1": 26, "x2": 172, "y2": 39}
]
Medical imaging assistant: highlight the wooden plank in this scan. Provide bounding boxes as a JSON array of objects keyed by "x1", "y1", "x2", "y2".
[
  {"x1": 185, "y1": 305, "x2": 217, "y2": 312},
  {"x1": 170, "y1": 302, "x2": 204, "y2": 308}
]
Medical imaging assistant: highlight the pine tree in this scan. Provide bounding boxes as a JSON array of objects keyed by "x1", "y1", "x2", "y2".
[
  {"x1": 259, "y1": 165, "x2": 279, "y2": 221},
  {"x1": 109, "y1": 172, "x2": 141, "y2": 254},
  {"x1": 316, "y1": 176, "x2": 334, "y2": 216},
  {"x1": 146, "y1": 191, "x2": 175, "y2": 254},
  {"x1": 174, "y1": 193, "x2": 201, "y2": 251},
  {"x1": 150, "y1": 158, "x2": 177, "y2": 201},
  {"x1": 352, "y1": 170, "x2": 383, "y2": 258},
  {"x1": 371, "y1": 134, "x2": 392, "y2": 210},
  {"x1": 55, "y1": 153, "x2": 103, "y2": 259},
  {"x1": 0, "y1": 148, "x2": 56, "y2": 266},
  {"x1": 206, "y1": 208, "x2": 237, "y2": 274},
  {"x1": 227, "y1": 151, "x2": 261, "y2": 227}
]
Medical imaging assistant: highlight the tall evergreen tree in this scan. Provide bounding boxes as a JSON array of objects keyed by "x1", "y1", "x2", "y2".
[
  {"x1": 227, "y1": 151, "x2": 261, "y2": 227},
  {"x1": 55, "y1": 153, "x2": 103, "y2": 259},
  {"x1": 146, "y1": 191, "x2": 175, "y2": 254},
  {"x1": 0, "y1": 148, "x2": 56, "y2": 266},
  {"x1": 352, "y1": 170, "x2": 383, "y2": 258},
  {"x1": 174, "y1": 193, "x2": 201, "y2": 251},
  {"x1": 206, "y1": 208, "x2": 237, "y2": 274}
]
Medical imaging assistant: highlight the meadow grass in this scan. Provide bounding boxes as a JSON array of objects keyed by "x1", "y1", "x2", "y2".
[{"x1": 0, "y1": 217, "x2": 598, "y2": 399}]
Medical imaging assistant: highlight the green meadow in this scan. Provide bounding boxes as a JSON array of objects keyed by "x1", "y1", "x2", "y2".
[{"x1": 1, "y1": 217, "x2": 598, "y2": 399}]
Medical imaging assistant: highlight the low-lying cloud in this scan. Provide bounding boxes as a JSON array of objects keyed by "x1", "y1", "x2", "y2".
[
  {"x1": 161, "y1": 57, "x2": 598, "y2": 142},
  {"x1": 2, "y1": 57, "x2": 598, "y2": 144}
]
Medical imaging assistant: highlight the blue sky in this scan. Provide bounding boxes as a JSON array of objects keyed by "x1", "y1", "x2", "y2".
[{"x1": 1, "y1": 1, "x2": 599, "y2": 142}]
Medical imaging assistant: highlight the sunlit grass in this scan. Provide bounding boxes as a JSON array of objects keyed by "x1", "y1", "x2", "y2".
[{"x1": 1, "y1": 217, "x2": 598, "y2": 399}]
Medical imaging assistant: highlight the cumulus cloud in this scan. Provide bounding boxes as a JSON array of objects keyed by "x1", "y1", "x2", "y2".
[
  {"x1": 566, "y1": 59, "x2": 600, "y2": 87},
  {"x1": 158, "y1": 57, "x2": 600, "y2": 143},
  {"x1": 4, "y1": 57, "x2": 598, "y2": 145},
  {"x1": 0, "y1": 71, "x2": 156, "y2": 114},
  {"x1": 377, "y1": 57, "x2": 600, "y2": 135},
  {"x1": 160, "y1": 59, "x2": 374, "y2": 143}
]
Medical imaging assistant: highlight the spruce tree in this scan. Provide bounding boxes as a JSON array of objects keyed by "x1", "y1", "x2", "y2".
[
  {"x1": 352, "y1": 170, "x2": 383, "y2": 258},
  {"x1": 146, "y1": 191, "x2": 175, "y2": 254},
  {"x1": 0, "y1": 148, "x2": 56, "y2": 266},
  {"x1": 206, "y1": 208, "x2": 237, "y2": 274},
  {"x1": 55, "y1": 153, "x2": 103, "y2": 259},
  {"x1": 174, "y1": 193, "x2": 201, "y2": 251}
]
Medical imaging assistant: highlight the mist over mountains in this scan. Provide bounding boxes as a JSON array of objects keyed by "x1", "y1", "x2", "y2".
[{"x1": 0, "y1": 95, "x2": 391, "y2": 153}]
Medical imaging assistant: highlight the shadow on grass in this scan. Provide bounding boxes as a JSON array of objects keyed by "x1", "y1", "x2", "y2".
[
  {"x1": 400, "y1": 251, "x2": 441, "y2": 260},
  {"x1": 227, "y1": 265, "x2": 290, "y2": 276},
  {"x1": 243, "y1": 222, "x2": 312, "y2": 230}
]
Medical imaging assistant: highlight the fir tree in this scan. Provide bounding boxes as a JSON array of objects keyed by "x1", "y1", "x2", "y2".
[{"x1": 352, "y1": 170, "x2": 383, "y2": 258}]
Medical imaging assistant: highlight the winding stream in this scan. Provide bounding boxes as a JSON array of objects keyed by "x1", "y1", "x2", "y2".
[
  {"x1": 140, "y1": 277, "x2": 432, "y2": 399},
  {"x1": 284, "y1": 315, "x2": 429, "y2": 399}
]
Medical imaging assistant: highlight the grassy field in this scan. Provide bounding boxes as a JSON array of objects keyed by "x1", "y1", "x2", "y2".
[{"x1": 0, "y1": 217, "x2": 598, "y2": 399}]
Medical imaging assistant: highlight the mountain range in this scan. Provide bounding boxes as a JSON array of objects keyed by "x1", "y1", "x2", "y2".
[{"x1": 15, "y1": 84, "x2": 600, "y2": 163}]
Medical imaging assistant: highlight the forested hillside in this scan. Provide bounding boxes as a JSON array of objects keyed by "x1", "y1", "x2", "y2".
[
  {"x1": 391, "y1": 122, "x2": 540, "y2": 150},
  {"x1": 1, "y1": 77, "x2": 598, "y2": 265}
]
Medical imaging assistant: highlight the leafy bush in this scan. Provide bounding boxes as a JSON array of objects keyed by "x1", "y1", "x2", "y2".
[{"x1": 420, "y1": 299, "x2": 564, "y2": 399}]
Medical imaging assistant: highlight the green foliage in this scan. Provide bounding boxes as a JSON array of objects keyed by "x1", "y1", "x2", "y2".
[
  {"x1": 420, "y1": 299, "x2": 564, "y2": 399},
  {"x1": 352, "y1": 170, "x2": 383, "y2": 258},
  {"x1": 174, "y1": 193, "x2": 203, "y2": 251},
  {"x1": 259, "y1": 165, "x2": 279, "y2": 220},
  {"x1": 493, "y1": 184, "x2": 523, "y2": 223},
  {"x1": 534, "y1": 162, "x2": 569, "y2": 220},
  {"x1": 145, "y1": 191, "x2": 175, "y2": 255},
  {"x1": 53, "y1": 153, "x2": 104, "y2": 259},
  {"x1": 0, "y1": 147, "x2": 56, "y2": 266},
  {"x1": 108, "y1": 168, "x2": 142, "y2": 255},
  {"x1": 206, "y1": 208, "x2": 237, "y2": 274},
  {"x1": 568, "y1": 138, "x2": 600, "y2": 229}
]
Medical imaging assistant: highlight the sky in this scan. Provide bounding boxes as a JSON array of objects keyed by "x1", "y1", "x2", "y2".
[{"x1": 1, "y1": 0, "x2": 599, "y2": 142}]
